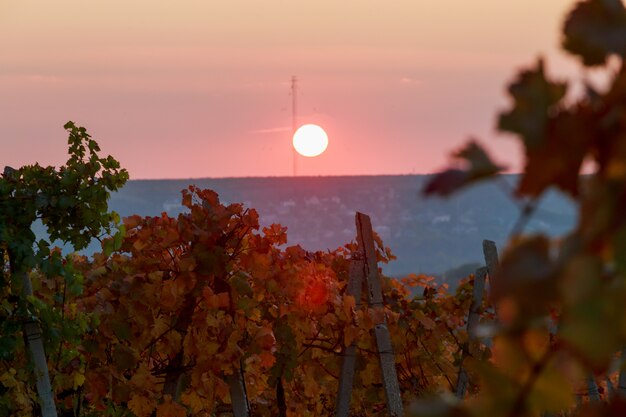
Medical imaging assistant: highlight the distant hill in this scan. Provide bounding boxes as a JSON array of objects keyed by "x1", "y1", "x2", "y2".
[{"x1": 36, "y1": 175, "x2": 577, "y2": 284}]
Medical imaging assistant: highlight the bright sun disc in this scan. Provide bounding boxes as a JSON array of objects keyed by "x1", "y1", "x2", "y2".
[{"x1": 293, "y1": 124, "x2": 328, "y2": 157}]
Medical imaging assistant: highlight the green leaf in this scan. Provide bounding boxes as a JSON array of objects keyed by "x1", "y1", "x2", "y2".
[
  {"x1": 113, "y1": 225, "x2": 125, "y2": 251},
  {"x1": 113, "y1": 322, "x2": 131, "y2": 341},
  {"x1": 230, "y1": 272, "x2": 253, "y2": 298},
  {"x1": 103, "y1": 239, "x2": 115, "y2": 258}
]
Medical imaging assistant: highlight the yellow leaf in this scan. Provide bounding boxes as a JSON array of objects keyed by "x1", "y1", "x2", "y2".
[
  {"x1": 181, "y1": 390, "x2": 206, "y2": 414},
  {"x1": 0, "y1": 368, "x2": 17, "y2": 388},
  {"x1": 73, "y1": 373, "x2": 85, "y2": 389},
  {"x1": 205, "y1": 341, "x2": 220, "y2": 355},
  {"x1": 528, "y1": 361, "x2": 575, "y2": 413},
  {"x1": 343, "y1": 295, "x2": 356, "y2": 319}
]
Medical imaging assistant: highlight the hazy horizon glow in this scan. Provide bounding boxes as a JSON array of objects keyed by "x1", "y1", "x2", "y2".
[{"x1": 1, "y1": 1, "x2": 583, "y2": 179}]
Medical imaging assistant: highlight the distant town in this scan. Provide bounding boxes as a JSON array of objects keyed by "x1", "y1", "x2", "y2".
[{"x1": 37, "y1": 174, "x2": 577, "y2": 286}]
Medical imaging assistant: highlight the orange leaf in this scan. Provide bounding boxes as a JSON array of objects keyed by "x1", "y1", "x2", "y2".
[
  {"x1": 179, "y1": 256, "x2": 197, "y2": 272},
  {"x1": 128, "y1": 394, "x2": 156, "y2": 417},
  {"x1": 160, "y1": 280, "x2": 178, "y2": 310},
  {"x1": 255, "y1": 328, "x2": 276, "y2": 350},
  {"x1": 343, "y1": 295, "x2": 356, "y2": 319},
  {"x1": 130, "y1": 363, "x2": 159, "y2": 392},
  {"x1": 217, "y1": 292, "x2": 230, "y2": 308},
  {"x1": 123, "y1": 215, "x2": 142, "y2": 229},
  {"x1": 132, "y1": 238, "x2": 147, "y2": 251},
  {"x1": 181, "y1": 390, "x2": 206, "y2": 414},
  {"x1": 259, "y1": 351, "x2": 276, "y2": 368},
  {"x1": 418, "y1": 314, "x2": 437, "y2": 330},
  {"x1": 156, "y1": 396, "x2": 186, "y2": 417}
]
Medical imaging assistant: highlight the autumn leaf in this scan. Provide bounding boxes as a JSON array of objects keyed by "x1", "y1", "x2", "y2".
[
  {"x1": 255, "y1": 327, "x2": 276, "y2": 350},
  {"x1": 517, "y1": 109, "x2": 592, "y2": 196},
  {"x1": 178, "y1": 256, "x2": 197, "y2": 272},
  {"x1": 492, "y1": 236, "x2": 557, "y2": 319},
  {"x1": 562, "y1": 0, "x2": 626, "y2": 66},
  {"x1": 259, "y1": 351, "x2": 277, "y2": 368},
  {"x1": 423, "y1": 141, "x2": 503, "y2": 197},
  {"x1": 156, "y1": 396, "x2": 186, "y2": 417},
  {"x1": 181, "y1": 390, "x2": 206, "y2": 414},
  {"x1": 263, "y1": 223, "x2": 288, "y2": 245},
  {"x1": 128, "y1": 394, "x2": 156, "y2": 417},
  {"x1": 499, "y1": 59, "x2": 567, "y2": 150},
  {"x1": 112, "y1": 344, "x2": 137, "y2": 372},
  {"x1": 130, "y1": 363, "x2": 159, "y2": 391},
  {"x1": 160, "y1": 279, "x2": 184, "y2": 310}
]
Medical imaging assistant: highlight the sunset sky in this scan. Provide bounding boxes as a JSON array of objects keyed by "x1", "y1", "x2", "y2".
[{"x1": 1, "y1": 0, "x2": 583, "y2": 179}]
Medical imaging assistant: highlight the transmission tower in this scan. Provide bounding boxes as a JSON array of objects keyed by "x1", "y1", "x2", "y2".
[{"x1": 291, "y1": 75, "x2": 298, "y2": 176}]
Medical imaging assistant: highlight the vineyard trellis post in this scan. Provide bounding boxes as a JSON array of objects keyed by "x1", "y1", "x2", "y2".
[
  {"x1": 455, "y1": 266, "x2": 487, "y2": 398},
  {"x1": 482, "y1": 240, "x2": 499, "y2": 288},
  {"x1": 226, "y1": 361, "x2": 250, "y2": 417},
  {"x1": 335, "y1": 212, "x2": 404, "y2": 417},
  {"x1": 474, "y1": 240, "x2": 604, "y2": 404},
  {"x1": 455, "y1": 240, "x2": 498, "y2": 398}
]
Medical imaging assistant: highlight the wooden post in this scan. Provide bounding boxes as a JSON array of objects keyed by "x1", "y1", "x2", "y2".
[
  {"x1": 482, "y1": 239, "x2": 499, "y2": 325},
  {"x1": 335, "y1": 259, "x2": 365, "y2": 417},
  {"x1": 482, "y1": 240, "x2": 499, "y2": 286},
  {"x1": 455, "y1": 266, "x2": 487, "y2": 398},
  {"x1": 457, "y1": 241, "x2": 498, "y2": 399},
  {"x1": 14, "y1": 266, "x2": 58, "y2": 417},
  {"x1": 618, "y1": 348, "x2": 626, "y2": 396},
  {"x1": 227, "y1": 364, "x2": 250, "y2": 417},
  {"x1": 335, "y1": 213, "x2": 404, "y2": 416},
  {"x1": 356, "y1": 213, "x2": 403, "y2": 416}
]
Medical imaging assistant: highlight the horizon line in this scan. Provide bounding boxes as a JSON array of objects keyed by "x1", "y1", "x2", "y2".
[{"x1": 127, "y1": 172, "x2": 524, "y2": 181}]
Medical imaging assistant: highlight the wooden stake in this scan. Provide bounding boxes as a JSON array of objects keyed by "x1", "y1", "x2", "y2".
[
  {"x1": 456, "y1": 266, "x2": 487, "y2": 398},
  {"x1": 336, "y1": 259, "x2": 365, "y2": 417},
  {"x1": 227, "y1": 364, "x2": 250, "y2": 417},
  {"x1": 335, "y1": 213, "x2": 403, "y2": 416}
]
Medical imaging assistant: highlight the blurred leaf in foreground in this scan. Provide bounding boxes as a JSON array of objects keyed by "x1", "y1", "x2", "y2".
[{"x1": 423, "y1": 141, "x2": 503, "y2": 197}]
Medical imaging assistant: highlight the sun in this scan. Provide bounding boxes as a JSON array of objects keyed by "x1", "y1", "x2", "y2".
[{"x1": 293, "y1": 124, "x2": 328, "y2": 157}]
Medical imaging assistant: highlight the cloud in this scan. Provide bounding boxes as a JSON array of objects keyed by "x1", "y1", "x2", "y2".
[
  {"x1": 249, "y1": 126, "x2": 291, "y2": 134},
  {"x1": 400, "y1": 77, "x2": 422, "y2": 85}
]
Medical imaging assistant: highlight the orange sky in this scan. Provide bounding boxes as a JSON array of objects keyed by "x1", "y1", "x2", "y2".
[{"x1": 1, "y1": 1, "x2": 583, "y2": 179}]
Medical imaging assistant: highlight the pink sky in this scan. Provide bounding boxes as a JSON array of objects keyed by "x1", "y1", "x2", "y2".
[{"x1": 1, "y1": 1, "x2": 583, "y2": 179}]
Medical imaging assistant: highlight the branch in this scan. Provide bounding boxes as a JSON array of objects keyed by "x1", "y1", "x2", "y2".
[
  {"x1": 509, "y1": 197, "x2": 540, "y2": 238},
  {"x1": 418, "y1": 337, "x2": 455, "y2": 391},
  {"x1": 506, "y1": 347, "x2": 555, "y2": 417}
]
